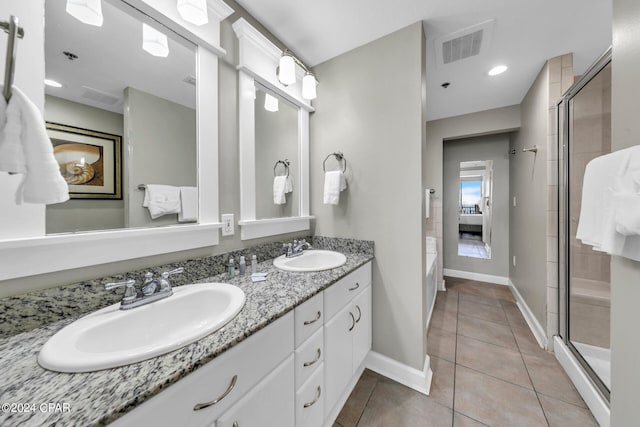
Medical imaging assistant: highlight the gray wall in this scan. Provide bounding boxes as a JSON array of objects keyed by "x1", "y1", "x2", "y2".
[
  {"x1": 44, "y1": 96, "x2": 125, "y2": 233},
  {"x1": 443, "y1": 134, "x2": 510, "y2": 277},
  {"x1": 255, "y1": 89, "x2": 299, "y2": 219},
  {"x1": 310, "y1": 22, "x2": 427, "y2": 370},
  {"x1": 509, "y1": 64, "x2": 549, "y2": 330},
  {"x1": 124, "y1": 87, "x2": 197, "y2": 228},
  {"x1": 610, "y1": 0, "x2": 640, "y2": 423}
]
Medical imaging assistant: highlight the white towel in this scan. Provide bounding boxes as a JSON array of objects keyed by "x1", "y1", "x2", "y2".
[
  {"x1": 143, "y1": 184, "x2": 181, "y2": 219},
  {"x1": 273, "y1": 175, "x2": 292, "y2": 205},
  {"x1": 178, "y1": 186, "x2": 198, "y2": 222},
  {"x1": 323, "y1": 171, "x2": 347, "y2": 205},
  {"x1": 0, "y1": 86, "x2": 69, "y2": 204},
  {"x1": 576, "y1": 145, "x2": 640, "y2": 261}
]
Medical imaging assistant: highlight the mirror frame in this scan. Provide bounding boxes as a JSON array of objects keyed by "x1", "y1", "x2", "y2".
[
  {"x1": 232, "y1": 18, "x2": 314, "y2": 240},
  {"x1": 0, "y1": 0, "x2": 234, "y2": 281}
]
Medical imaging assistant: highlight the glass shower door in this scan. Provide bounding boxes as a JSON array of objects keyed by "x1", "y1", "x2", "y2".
[{"x1": 559, "y1": 49, "x2": 611, "y2": 401}]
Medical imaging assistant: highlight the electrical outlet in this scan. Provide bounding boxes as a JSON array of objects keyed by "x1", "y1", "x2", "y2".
[
  {"x1": 221, "y1": 214, "x2": 234, "y2": 236},
  {"x1": 513, "y1": 255, "x2": 517, "y2": 267}
]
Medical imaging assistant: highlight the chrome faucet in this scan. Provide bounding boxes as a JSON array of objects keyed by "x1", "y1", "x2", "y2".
[
  {"x1": 105, "y1": 267, "x2": 184, "y2": 310},
  {"x1": 283, "y1": 239, "x2": 312, "y2": 258}
]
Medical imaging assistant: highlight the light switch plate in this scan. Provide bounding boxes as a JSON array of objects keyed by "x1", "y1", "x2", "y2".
[{"x1": 221, "y1": 214, "x2": 234, "y2": 236}]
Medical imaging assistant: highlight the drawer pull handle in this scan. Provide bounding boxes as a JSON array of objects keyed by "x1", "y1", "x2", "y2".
[
  {"x1": 303, "y1": 386, "x2": 322, "y2": 408},
  {"x1": 349, "y1": 312, "x2": 355, "y2": 331},
  {"x1": 303, "y1": 311, "x2": 322, "y2": 325},
  {"x1": 303, "y1": 348, "x2": 322, "y2": 367},
  {"x1": 355, "y1": 305, "x2": 362, "y2": 323},
  {"x1": 193, "y1": 374, "x2": 237, "y2": 411},
  {"x1": 348, "y1": 282, "x2": 360, "y2": 291}
]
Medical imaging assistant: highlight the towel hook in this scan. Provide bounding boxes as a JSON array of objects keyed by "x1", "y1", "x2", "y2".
[
  {"x1": 273, "y1": 159, "x2": 290, "y2": 177},
  {"x1": 323, "y1": 152, "x2": 347, "y2": 173},
  {"x1": 522, "y1": 145, "x2": 538, "y2": 154},
  {"x1": 1, "y1": 15, "x2": 25, "y2": 103}
]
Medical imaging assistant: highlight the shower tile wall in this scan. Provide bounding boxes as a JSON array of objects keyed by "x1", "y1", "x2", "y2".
[{"x1": 546, "y1": 54, "x2": 575, "y2": 345}]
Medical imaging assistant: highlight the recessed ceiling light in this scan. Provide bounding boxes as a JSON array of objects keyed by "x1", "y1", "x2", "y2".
[
  {"x1": 45, "y1": 79, "x2": 63, "y2": 88},
  {"x1": 488, "y1": 65, "x2": 508, "y2": 76}
]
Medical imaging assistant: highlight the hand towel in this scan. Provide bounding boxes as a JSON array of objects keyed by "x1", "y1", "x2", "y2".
[
  {"x1": 143, "y1": 184, "x2": 181, "y2": 219},
  {"x1": 0, "y1": 86, "x2": 69, "y2": 204},
  {"x1": 323, "y1": 171, "x2": 347, "y2": 205},
  {"x1": 273, "y1": 175, "x2": 289, "y2": 205},
  {"x1": 178, "y1": 186, "x2": 198, "y2": 222}
]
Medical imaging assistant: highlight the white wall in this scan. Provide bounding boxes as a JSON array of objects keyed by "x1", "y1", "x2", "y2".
[
  {"x1": 443, "y1": 134, "x2": 510, "y2": 277},
  {"x1": 610, "y1": 0, "x2": 640, "y2": 424},
  {"x1": 310, "y1": 22, "x2": 427, "y2": 370}
]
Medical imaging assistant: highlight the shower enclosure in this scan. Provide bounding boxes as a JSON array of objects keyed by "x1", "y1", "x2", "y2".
[{"x1": 558, "y1": 48, "x2": 611, "y2": 402}]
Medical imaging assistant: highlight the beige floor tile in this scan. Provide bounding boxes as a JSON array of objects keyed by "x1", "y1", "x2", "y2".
[
  {"x1": 453, "y1": 412, "x2": 489, "y2": 426},
  {"x1": 454, "y1": 365, "x2": 548, "y2": 427},
  {"x1": 457, "y1": 315, "x2": 518, "y2": 350},
  {"x1": 447, "y1": 281, "x2": 498, "y2": 300},
  {"x1": 492, "y1": 285, "x2": 516, "y2": 303},
  {"x1": 427, "y1": 327, "x2": 457, "y2": 362},
  {"x1": 522, "y1": 352, "x2": 587, "y2": 408},
  {"x1": 434, "y1": 290, "x2": 459, "y2": 313},
  {"x1": 428, "y1": 356, "x2": 454, "y2": 408},
  {"x1": 456, "y1": 335, "x2": 533, "y2": 389},
  {"x1": 459, "y1": 291, "x2": 502, "y2": 307},
  {"x1": 429, "y1": 307, "x2": 458, "y2": 333},
  {"x1": 336, "y1": 369, "x2": 380, "y2": 427},
  {"x1": 501, "y1": 300, "x2": 529, "y2": 327},
  {"x1": 511, "y1": 323, "x2": 548, "y2": 356},
  {"x1": 357, "y1": 377, "x2": 453, "y2": 427},
  {"x1": 458, "y1": 299, "x2": 508, "y2": 324},
  {"x1": 538, "y1": 393, "x2": 599, "y2": 427}
]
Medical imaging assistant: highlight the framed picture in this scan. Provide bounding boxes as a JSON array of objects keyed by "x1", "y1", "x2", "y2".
[{"x1": 46, "y1": 122, "x2": 122, "y2": 200}]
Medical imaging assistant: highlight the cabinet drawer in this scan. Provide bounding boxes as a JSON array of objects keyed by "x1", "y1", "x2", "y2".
[
  {"x1": 295, "y1": 328, "x2": 324, "y2": 390},
  {"x1": 216, "y1": 354, "x2": 295, "y2": 427},
  {"x1": 296, "y1": 363, "x2": 324, "y2": 427},
  {"x1": 111, "y1": 312, "x2": 294, "y2": 427},
  {"x1": 324, "y1": 262, "x2": 371, "y2": 319},
  {"x1": 295, "y1": 292, "x2": 324, "y2": 347}
]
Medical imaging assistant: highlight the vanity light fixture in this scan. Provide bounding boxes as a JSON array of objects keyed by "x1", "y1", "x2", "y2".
[
  {"x1": 488, "y1": 65, "x2": 508, "y2": 76},
  {"x1": 66, "y1": 0, "x2": 103, "y2": 27},
  {"x1": 176, "y1": 0, "x2": 208, "y2": 26},
  {"x1": 142, "y1": 23, "x2": 170, "y2": 57},
  {"x1": 277, "y1": 49, "x2": 318, "y2": 100},
  {"x1": 44, "y1": 79, "x2": 63, "y2": 88},
  {"x1": 264, "y1": 92, "x2": 279, "y2": 112}
]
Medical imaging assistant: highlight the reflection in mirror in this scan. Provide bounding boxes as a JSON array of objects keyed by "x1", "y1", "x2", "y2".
[
  {"x1": 458, "y1": 160, "x2": 493, "y2": 259},
  {"x1": 44, "y1": 0, "x2": 197, "y2": 234},
  {"x1": 254, "y1": 85, "x2": 299, "y2": 220}
]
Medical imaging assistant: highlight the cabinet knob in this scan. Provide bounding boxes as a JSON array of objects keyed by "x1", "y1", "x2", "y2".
[
  {"x1": 303, "y1": 386, "x2": 322, "y2": 408},
  {"x1": 193, "y1": 374, "x2": 237, "y2": 411}
]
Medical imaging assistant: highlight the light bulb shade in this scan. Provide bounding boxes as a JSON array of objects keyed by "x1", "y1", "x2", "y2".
[
  {"x1": 177, "y1": 0, "x2": 209, "y2": 26},
  {"x1": 66, "y1": 0, "x2": 103, "y2": 27},
  {"x1": 264, "y1": 93, "x2": 279, "y2": 112},
  {"x1": 278, "y1": 54, "x2": 296, "y2": 85},
  {"x1": 142, "y1": 23, "x2": 170, "y2": 57},
  {"x1": 302, "y1": 73, "x2": 317, "y2": 100}
]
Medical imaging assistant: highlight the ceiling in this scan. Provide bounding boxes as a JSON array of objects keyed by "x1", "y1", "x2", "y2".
[{"x1": 233, "y1": 0, "x2": 612, "y2": 120}]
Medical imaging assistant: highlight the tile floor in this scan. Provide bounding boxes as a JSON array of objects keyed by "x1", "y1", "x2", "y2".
[
  {"x1": 458, "y1": 234, "x2": 489, "y2": 259},
  {"x1": 333, "y1": 277, "x2": 599, "y2": 427}
]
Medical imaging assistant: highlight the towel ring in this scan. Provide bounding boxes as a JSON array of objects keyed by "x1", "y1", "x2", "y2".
[
  {"x1": 323, "y1": 152, "x2": 347, "y2": 173},
  {"x1": 274, "y1": 159, "x2": 290, "y2": 177}
]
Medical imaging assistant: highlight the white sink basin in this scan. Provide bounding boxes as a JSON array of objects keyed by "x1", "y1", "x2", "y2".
[
  {"x1": 38, "y1": 283, "x2": 245, "y2": 373},
  {"x1": 273, "y1": 250, "x2": 347, "y2": 272}
]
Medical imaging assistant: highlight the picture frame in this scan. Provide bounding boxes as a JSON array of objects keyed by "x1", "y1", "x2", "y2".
[{"x1": 46, "y1": 122, "x2": 122, "y2": 200}]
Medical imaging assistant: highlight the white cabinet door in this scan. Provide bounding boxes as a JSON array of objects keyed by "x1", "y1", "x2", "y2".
[
  {"x1": 295, "y1": 363, "x2": 324, "y2": 427},
  {"x1": 323, "y1": 303, "x2": 354, "y2": 418},
  {"x1": 352, "y1": 285, "x2": 371, "y2": 370},
  {"x1": 216, "y1": 354, "x2": 295, "y2": 427}
]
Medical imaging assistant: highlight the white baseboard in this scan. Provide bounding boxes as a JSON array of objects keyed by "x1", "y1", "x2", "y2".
[
  {"x1": 438, "y1": 278, "x2": 446, "y2": 292},
  {"x1": 554, "y1": 337, "x2": 610, "y2": 427},
  {"x1": 443, "y1": 268, "x2": 509, "y2": 286},
  {"x1": 508, "y1": 279, "x2": 548, "y2": 349},
  {"x1": 365, "y1": 351, "x2": 432, "y2": 395}
]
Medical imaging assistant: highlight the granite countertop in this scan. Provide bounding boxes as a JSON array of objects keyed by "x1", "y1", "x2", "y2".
[{"x1": 0, "y1": 249, "x2": 373, "y2": 427}]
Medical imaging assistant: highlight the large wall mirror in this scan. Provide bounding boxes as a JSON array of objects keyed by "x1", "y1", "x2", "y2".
[
  {"x1": 233, "y1": 18, "x2": 313, "y2": 240},
  {"x1": 0, "y1": 0, "x2": 231, "y2": 281},
  {"x1": 458, "y1": 160, "x2": 493, "y2": 259},
  {"x1": 45, "y1": 0, "x2": 197, "y2": 233}
]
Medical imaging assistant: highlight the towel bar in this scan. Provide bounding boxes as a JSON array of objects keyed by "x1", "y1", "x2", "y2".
[
  {"x1": 273, "y1": 159, "x2": 290, "y2": 177},
  {"x1": 323, "y1": 152, "x2": 347, "y2": 173},
  {"x1": 1, "y1": 15, "x2": 25, "y2": 103}
]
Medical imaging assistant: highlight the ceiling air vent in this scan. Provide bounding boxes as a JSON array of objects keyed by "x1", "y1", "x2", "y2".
[
  {"x1": 435, "y1": 19, "x2": 494, "y2": 68},
  {"x1": 80, "y1": 86, "x2": 121, "y2": 106}
]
